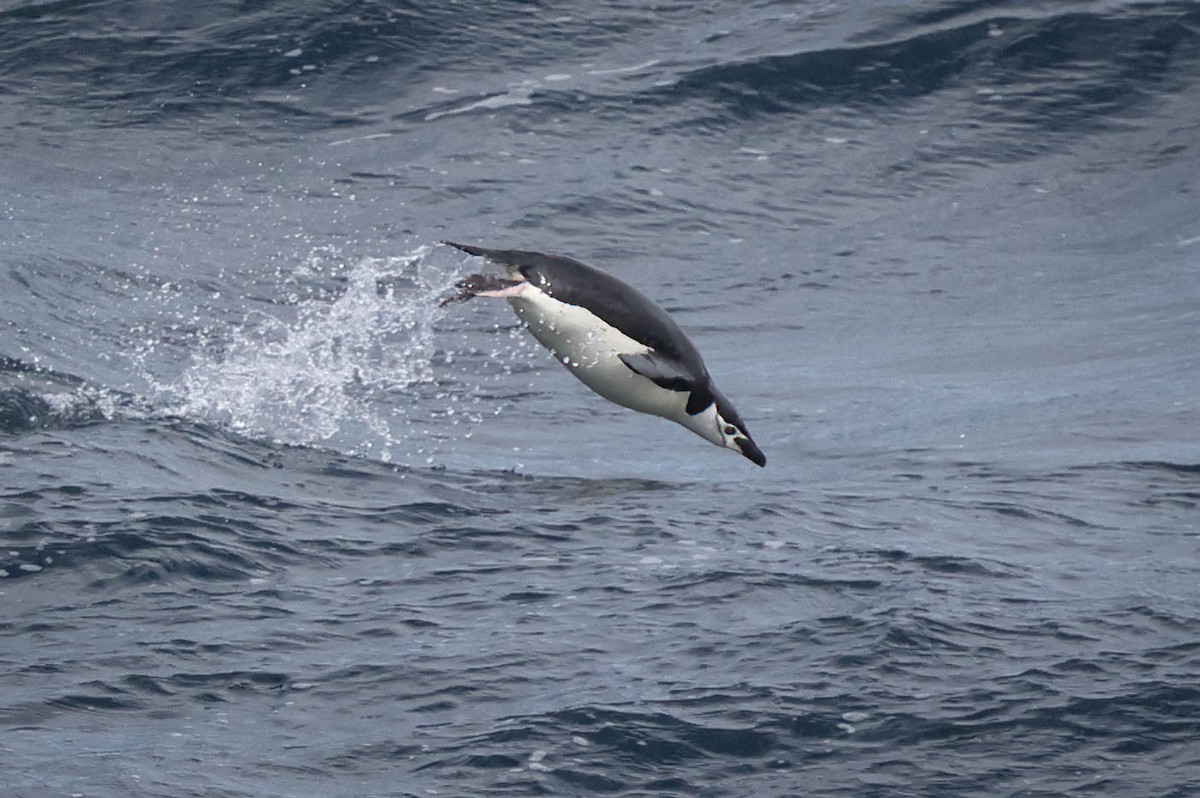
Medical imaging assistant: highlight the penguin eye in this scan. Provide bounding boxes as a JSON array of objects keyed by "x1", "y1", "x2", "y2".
[{"x1": 723, "y1": 425, "x2": 737, "y2": 435}]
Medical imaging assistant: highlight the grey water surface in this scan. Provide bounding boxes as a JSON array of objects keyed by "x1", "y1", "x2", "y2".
[{"x1": 2, "y1": 1, "x2": 1199, "y2": 796}]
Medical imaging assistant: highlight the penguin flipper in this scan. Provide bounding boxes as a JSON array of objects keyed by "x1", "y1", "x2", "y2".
[{"x1": 618, "y1": 352, "x2": 696, "y2": 392}]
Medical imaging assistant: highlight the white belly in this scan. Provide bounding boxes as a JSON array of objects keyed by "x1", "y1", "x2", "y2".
[{"x1": 507, "y1": 286, "x2": 689, "y2": 420}]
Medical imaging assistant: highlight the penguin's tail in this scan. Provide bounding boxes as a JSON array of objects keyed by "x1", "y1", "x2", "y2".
[
  {"x1": 442, "y1": 241, "x2": 496, "y2": 259},
  {"x1": 443, "y1": 240, "x2": 533, "y2": 270}
]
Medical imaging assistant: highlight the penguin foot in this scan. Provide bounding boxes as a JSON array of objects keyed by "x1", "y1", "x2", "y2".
[{"x1": 440, "y1": 273, "x2": 525, "y2": 306}]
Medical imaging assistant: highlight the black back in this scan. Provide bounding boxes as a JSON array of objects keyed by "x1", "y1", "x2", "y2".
[{"x1": 445, "y1": 242, "x2": 710, "y2": 385}]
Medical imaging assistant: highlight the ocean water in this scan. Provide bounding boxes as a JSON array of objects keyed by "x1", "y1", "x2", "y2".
[{"x1": 2, "y1": 1, "x2": 1199, "y2": 796}]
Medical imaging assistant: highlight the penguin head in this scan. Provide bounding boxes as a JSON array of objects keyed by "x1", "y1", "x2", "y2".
[
  {"x1": 715, "y1": 411, "x2": 766, "y2": 467},
  {"x1": 699, "y1": 386, "x2": 765, "y2": 467}
]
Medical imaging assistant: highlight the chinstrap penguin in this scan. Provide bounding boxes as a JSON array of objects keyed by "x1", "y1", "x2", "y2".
[{"x1": 442, "y1": 241, "x2": 766, "y2": 467}]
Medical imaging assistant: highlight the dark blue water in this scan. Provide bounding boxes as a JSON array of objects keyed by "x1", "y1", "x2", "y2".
[{"x1": 3, "y1": 1, "x2": 1199, "y2": 795}]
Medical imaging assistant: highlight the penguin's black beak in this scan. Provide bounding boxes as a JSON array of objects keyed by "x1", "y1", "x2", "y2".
[{"x1": 736, "y1": 436, "x2": 766, "y2": 467}]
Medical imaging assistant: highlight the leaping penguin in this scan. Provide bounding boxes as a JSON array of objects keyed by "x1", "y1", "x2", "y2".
[{"x1": 442, "y1": 241, "x2": 766, "y2": 467}]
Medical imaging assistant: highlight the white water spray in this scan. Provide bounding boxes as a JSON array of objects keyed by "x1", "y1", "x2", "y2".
[{"x1": 163, "y1": 245, "x2": 463, "y2": 461}]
